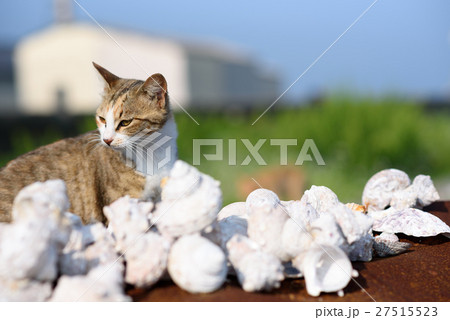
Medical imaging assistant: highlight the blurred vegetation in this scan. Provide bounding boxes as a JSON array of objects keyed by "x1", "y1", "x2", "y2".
[{"x1": 1, "y1": 95, "x2": 450, "y2": 205}]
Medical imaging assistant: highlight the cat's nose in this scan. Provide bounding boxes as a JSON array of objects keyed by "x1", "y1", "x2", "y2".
[{"x1": 103, "y1": 138, "x2": 113, "y2": 145}]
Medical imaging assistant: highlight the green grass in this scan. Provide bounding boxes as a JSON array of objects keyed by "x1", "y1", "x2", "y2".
[
  {"x1": 175, "y1": 95, "x2": 450, "y2": 204},
  {"x1": 2, "y1": 95, "x2": 450, "y2": 205}
]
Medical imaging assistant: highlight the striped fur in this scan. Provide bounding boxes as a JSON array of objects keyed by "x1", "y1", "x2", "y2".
[{"x1": 0, "y1": 63, "x2": 176, "y2": 224}]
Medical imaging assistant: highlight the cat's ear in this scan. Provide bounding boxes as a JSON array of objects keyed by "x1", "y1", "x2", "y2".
[
  {"x1": 92, "y1": 62, "x2": 120, "y2": 89},
  {"x1": 140, "y1": 73, "x2": 168, "y2": 108}
]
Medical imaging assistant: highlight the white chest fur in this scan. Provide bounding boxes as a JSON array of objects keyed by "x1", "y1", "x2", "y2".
[{"x1": 122, "y1": 116, "x2": 178, "y2": 200}]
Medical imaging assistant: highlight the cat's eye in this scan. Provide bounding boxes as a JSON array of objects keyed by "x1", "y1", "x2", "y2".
[
  {"x1": 97, "y1": 116, "x2": 106, "y2": 124},
  {"x1": 119, "y1": 119, "x2": 132, "y2": 127}
]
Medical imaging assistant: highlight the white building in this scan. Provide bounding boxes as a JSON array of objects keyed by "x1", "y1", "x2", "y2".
[{"x1": 14, "y1": 23, "x2": 279, "y2": 115}]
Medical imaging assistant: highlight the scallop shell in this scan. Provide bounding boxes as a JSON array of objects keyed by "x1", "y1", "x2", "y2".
[
  {"x1": 227, "y1": 234, "x2": 284, "y2": 292},
  {"x1": 167, "y1": 234, "x2": 227, "y2": 294},
  {"x1": 373, "y1": 208, "x2": 450, "y2": 237},
  {"x1": 373, "y1": 232, "x2": 412, "y2": 257},
  {"x1": 293, "y1": 244, "x2": 354, "y2": 297},
  {"x1": 154, "y1": 161, "x2": 222, "y2": 238},
  {"x1": 362, "y1": 169, "x2": 411, "y2": 212}
]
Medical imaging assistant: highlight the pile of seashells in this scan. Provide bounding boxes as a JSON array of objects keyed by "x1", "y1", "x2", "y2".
[{"x1": 0, "y1": 163, "x2": 449, "y2": 301}]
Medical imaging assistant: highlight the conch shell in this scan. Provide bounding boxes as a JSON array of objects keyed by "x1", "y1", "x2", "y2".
[
  {"x1": 153, "y1": 161, "x2": 222, "y2": 238},
  {"x1": 373, "y1": 232, "x2": 412, "y2": 257},
  {"x1": 227, "y1": 234, "x2": 284, "y2": 292},
  {"x1": 293, "y1": 244, "x2": 356, "y2": 297},
  {"x1": 167, "y1": 234, "x2": 227, "y2": 293}
]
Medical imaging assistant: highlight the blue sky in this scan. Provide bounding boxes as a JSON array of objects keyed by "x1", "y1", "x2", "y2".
[{"x1": 1, "y1": 0, "x2": 449, "y2": 101}]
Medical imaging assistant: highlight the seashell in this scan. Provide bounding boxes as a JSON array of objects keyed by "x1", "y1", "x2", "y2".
[
  {"x1": 373, "y1": 232, "x2": 412, "y2": 257},
  {"x1": 12, "y1": 179, "x2": 70, "y2": 223},
  {"x1": 411, "y1": 175, "x2": 440, "y2": 208},
  {"x1": 84, "y1": 223, "x2": 123, "y2": 271},
  {"x1": 348, "y1": 233, "x2": 373, "y2": 262},
  {"x1": 345, "y1": 203, "x2": 366, "y2": 214},
  {"x1": 245, "y1": 188, "x2": 280, "y2": 215},
  {"x1": 299, "y1": 185, "x2": 340, "y2": 215},
  {"x1": 217, "y1": 202, "x2": 248, "y2": 220},
  {"x1": 373, "y1": 208, "x2": 450, "y2": 237},
  {"x1": 167, "y1": 234, "x2": 227, "y2": 293},
  {"x1": 247, "y1": 203, "x2": 290, "y2": 261},
  {"x1": 0, "y1": 278, "x2": 53, "y2": 302},
  {"x1": 154, "y1": 161, "x2": 222, "y2": 238},
  {"x1": 322, "y1": 203, "x2": 373, "y2": 262},
  {"x1": 281, "y1": 200, "x2": 319, "y2": 226},
  {"x1": 309, "y1": 214, "x2": 349, "y2": 254},
  {"x1": 103, "y1": 196, "x2": 152, "y2": 252},
  {"x1": 389, "y1": 185, "x2": 417, "y2": 210},
  {"x1": 214, "y1": 215, "x2": 248, "y2": 252},
  {"x1": 293, "y1": 244, "x2": 355, "y2": 297},
  {"x1": 227, "y1": 234, "x2": 284, "y2": 292},
  {"x1": 280, "y1": 218, "x2": 312, "y2": 260},
  {"x1": 50, "y1": 264, "x2": 130, "y2": 302},
  {"x1": 0, "y1": 180, "x2": 72, "y2": 282},
  {"x1": 362, "y1": 169, "x2": 411, "y2": 212},
  {"x1": 123, "y1": 231, "x2": 170, "y2": 288}
]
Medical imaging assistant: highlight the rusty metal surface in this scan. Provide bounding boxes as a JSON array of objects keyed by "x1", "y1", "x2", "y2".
[{"x1": 128, "y1": 201, "x2": 450, "y2": 302}]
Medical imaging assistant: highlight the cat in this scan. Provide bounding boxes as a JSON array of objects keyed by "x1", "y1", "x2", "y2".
[{"x1": 0, "y1": 62, "x2": 178, "y2": 224}]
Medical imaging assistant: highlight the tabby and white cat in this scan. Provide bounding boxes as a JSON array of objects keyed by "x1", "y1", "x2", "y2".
[{"x1": 0, "y1": 63, "x2": 178, "y2": 224}]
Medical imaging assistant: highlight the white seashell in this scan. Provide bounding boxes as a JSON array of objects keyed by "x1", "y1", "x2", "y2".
[
  {"x1": 281, "y1": 200, "x2": 319, "y2": 226},
  {"x1": 247, "y1": 203, "x2": 290, "y2": 261},
  {"x1": 373, "y1": 232, "x2": 412, "y2": 257},
  {"x1": 103, "y1": 196, "x2": 152, "y2": 252},
  {"x1": 293, "y1": 244, "x2": 354, "y2": 297},
  {"x1": 362, "y1": 169, "x2": 411, "y2": 212},
  {"x1": 390, "y1": 185, "x2": 417, "y2": 210},
  {"x1": 12, "y1": 179, "x2": 70, "y2": 222},
  {"x1": 84, "y1": 223, "x2": 122, "y2": 271},
  {"x1": 124, "y1": 231, "x2": 170, "y2": 288},
  {"x1": 50, "y1": 264, "x2": 130, "y2": 302},
  {"x1": 217, "y1": 202, "x2": 248, "y2": 220},
  {"x1": 373, "y1": 208, "x2": 450, "y2": 237},
  {"x1": 213, "y1": 215, "x2": 248, "y2": 252},
  {"x1": 280, "y1": 218, "x2": 312, "y2": 261},
  {"x1": 154, "y1": 161, "x2": 222, "y2": 238},
  {"x1": 60, "y1": 221, "x2": 123, "y2": 277},
  {"x1": 299, "y1": 185, "x2": 340, "y2": 215},
  {"x1": 227, "y1": 235, "x2": 284, "y2": 292},
  {"x1": 310, "y1": 214, "x2": 349, "y2": 254},
  {"x1": 245, "y1": 188, "x2": 280, "y2": 215},
  {"x1": 0, "y1": 180, "x2": 72, "y2": 282},
  {"x1": 412, "y1": 175, "x2": 440, "y2": 208},
  {"x1": 167, "y1": 234, "x2": 227, "y2": 293},
  {"x1": 0, "y1": 278, "x2": 53, "y2": 302}
]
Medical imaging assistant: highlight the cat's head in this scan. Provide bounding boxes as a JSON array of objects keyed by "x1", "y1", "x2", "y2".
[{"x1": 93, "y1": 62, "x2": 170, "y2": 149}]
